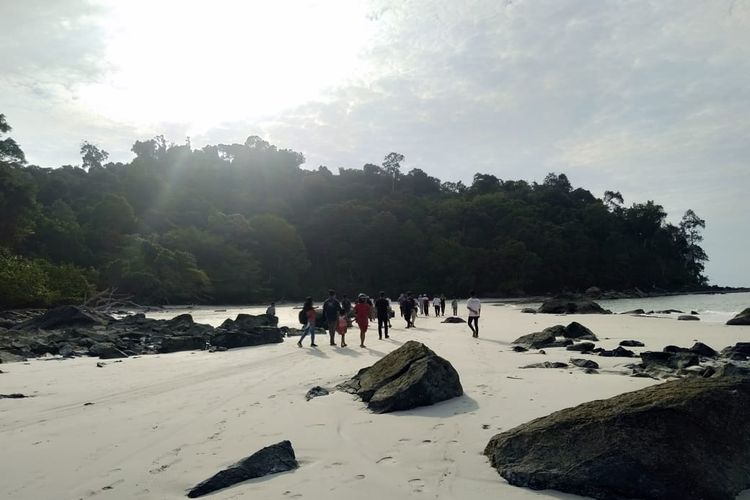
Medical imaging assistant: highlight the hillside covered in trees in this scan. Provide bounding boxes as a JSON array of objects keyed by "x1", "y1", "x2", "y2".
[{"x1": 0, "y1": 114, "x2": 708, "y2": 307}]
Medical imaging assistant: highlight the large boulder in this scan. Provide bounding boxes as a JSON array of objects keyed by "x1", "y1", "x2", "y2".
[
  {"x1": 512, "y1": 330, "x2": 557, "y2": 349},
  {"x1": 484, "y1": 376, "x2": 750, "y2": 500},
  {"x1": 219, "y1": 313, "x2": 277, "y2": 330},
  {"x1": 537, "y1": 298, "x2": 611, "y2": 315},
  {"x1": 187, "y1": 440, "x2": 298, "y2": 498},
  {"x1": 338, "y1": 341, "x2": 462, "y2": 413},
  {"x1": 211, "y1": 327, "x2": 282, "y2": 349},
  {"x1": 17, "y1": 305, "x2": 110, "y2": 331},
  {"x1": 726, "y1": 308, "x2": 750, "y2": 326},
  {"x1": 641, "y1": 351, "x2": 699, "y2": 370},
  {"x1": 721, "y1": 342, "x2": 750, "y2": 361},
  {"x1": 563, "y1": 322, "x2": 598, "y2": 341}
]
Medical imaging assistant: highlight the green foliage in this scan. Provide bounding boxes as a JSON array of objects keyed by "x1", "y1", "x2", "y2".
[
  {"x1": 0, "y1": 248, "x2": 94, "y2": 307},
  {"x1": 0, "y1": 112, "x2": 710, "y2": 305}
]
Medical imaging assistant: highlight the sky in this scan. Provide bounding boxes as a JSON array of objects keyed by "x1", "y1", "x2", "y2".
[{"x1": 1, "y1": 0, "x2": 748, "y2": 286}]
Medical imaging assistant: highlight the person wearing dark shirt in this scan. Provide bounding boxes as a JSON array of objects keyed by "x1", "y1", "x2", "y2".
[
  {"x1": 322, "y1": 289, "x2": 343, "y2": 347},
  {"x1": 374, "y1": 291, "x2": 390, "y2": 340}
]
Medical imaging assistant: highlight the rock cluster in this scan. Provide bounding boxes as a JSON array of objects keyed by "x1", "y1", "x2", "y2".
[
  {"x1": 536, "y1": 297, "x2": 611, "y2": 314},
  {"x1": 338, "y1": 340, "x2": 462, "y2": 413},
  {"x1": 0, "y1": 306, "x2": 282, "y2": 363}
]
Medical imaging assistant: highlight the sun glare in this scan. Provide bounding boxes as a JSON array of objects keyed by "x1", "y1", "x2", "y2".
[{"x1": 80, "y1": 0, "x2": 375, "y2": 132}]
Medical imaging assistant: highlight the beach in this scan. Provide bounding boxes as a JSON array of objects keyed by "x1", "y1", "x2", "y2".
[{"x1": 2, "y1": 302, "x2": 749, "y2": 500}]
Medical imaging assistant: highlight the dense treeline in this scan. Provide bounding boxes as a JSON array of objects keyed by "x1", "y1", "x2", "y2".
[{"x1": 0, "y1": 113, "x2": 708, "y2": 306}]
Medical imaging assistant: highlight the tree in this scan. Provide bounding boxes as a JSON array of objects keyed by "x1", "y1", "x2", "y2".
[
  {"x1": 603, "y1": 190, "x2": 624, "y2": 211},
  {"x1": 679, "y1": 209, "x2": 708, "y2": 284},
  {"x1": 0, "y1": 113, "x2": 26, "y2": 164},
  {"x1": 382, "y1": 152, "x2": 404, "y2": 192},
  {"x1": 80, "y1": 141, "x2": 109, "y2": 170}
]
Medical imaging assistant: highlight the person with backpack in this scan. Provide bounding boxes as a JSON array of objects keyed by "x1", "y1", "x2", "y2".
[
  {"x1": 322, "y1": 289, "x2": 343, "y2": 346},
  {"x1": 374, "y1": 291, "x2": 390, "y2": 340},
  {"x1": 297, "y1": 297, "x2": 318, "y2": 347}
]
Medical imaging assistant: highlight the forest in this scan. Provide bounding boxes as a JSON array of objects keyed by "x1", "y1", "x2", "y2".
[{"x1": 0, "y1": 113, "x2": 708, "y2": 307}]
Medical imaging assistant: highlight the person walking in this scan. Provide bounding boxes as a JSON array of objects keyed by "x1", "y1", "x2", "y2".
[
  {"x1": 297, "y1": 297, "x2": 318, "y2": 347},
  {"x1": 440, "y1": 294, "x2": 446, "y2": 316},
  {"x1": 375, "y1": 291, "x2": 390, "y2": 340},
  {"x1": 323, "y1": 289, "x2": 343, "y2": 346},
  {"x1": 354, "y1": 294, "x2": 371, "y2": 348},
  {"x1": 467, "y1": 291, "x2": 481, "y2": 338},
  {"x1": 336, "y1": 312, "x2": 348, "y2": 347},
  {"x1": 451, "y1": 298, "x2": 458, "y2": 316},
  {"x1": 408, "y1": 293, "x2": 418, "y2": 327},
  {"x1": 432, "y1": 295, "x2": 441, "y2": 317}
]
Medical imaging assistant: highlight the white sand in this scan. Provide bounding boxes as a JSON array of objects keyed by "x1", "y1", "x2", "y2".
[{"x1": 2, "y1": 304, "x2": 750, "y2": 500}]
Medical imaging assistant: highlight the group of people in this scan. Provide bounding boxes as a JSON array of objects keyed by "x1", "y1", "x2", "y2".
[{"x1": 291, "y1": 289, "x2": 482, "y2": 348}]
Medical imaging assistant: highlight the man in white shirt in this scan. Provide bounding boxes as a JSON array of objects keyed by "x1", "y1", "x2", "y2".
[{"x1": 466, "y1": 291, "x2": 481, "y2": 338}]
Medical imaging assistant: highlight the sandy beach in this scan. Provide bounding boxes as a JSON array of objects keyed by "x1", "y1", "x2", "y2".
[{"x1": 2, "y1": 303, "x2": 749, "y2": 500}]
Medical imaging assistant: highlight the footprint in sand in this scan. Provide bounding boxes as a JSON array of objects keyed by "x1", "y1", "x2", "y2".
[
  {"x1": 408, "y1": 478, "x2": 425, "y2": 493},
  {"x1": 376, "y1": 456, "x2": 395, "y2": 464}
]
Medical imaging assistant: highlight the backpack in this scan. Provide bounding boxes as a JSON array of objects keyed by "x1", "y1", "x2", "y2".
[{"x1": 298, "y1": 309, "x2": 307, "y2": 325}]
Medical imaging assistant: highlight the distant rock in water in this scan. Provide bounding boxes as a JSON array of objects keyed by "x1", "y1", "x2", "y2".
[
  {"x1": 726, "y1": 308, "x2": 750, "y2": 325},
  {"x1": 619, "y1": 340, "x2": 645, "y2": 347},
  {"x1": 338, "y1": 341, "x2": 462, "y2": 413},
  {"x1": 537, "y1": 298, "x2": 611, "y2": 315},
  {"x1": 621, "y1": 308, "x2": 646, "y2": 315},
  {"x1": 677, "y1": 315, "x2": 700, "y2": 321},
  {"x1": 441, "y1": 316, "x2": 466, "y2": 323},
  {"x1": 484, "y1": 376, "x2": 750, "y2": 500},
  {"x1": 187, "y1": 441, "x2": 298, "y2": 498}
]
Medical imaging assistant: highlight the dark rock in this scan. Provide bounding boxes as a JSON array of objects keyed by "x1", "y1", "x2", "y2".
[
  {"x1": 583, "y1": 368, "x2": 599, "y2": 374},
  {"x1": 305, "y1": 386, "x2": 330, "y2": 401},
  {"x1": 563, "y1": 322, "x2": 598, "y2": 341},
  {"x1": 441, "y1": 316, "x2": 466, "y2": 323},
  {"x1": 690, "y1": 342, "x2": 717, "y2": 358},
  {"x1": 0, "y1": 393, "x2": 29, "y2": 399},
  {"x1": 537, "y1": 298, "x2": 611, "y2": 315},
  {"x1": 570, "y1": 358, "x2": 599, "y2": 369},
  {"x1": 727, "y1": 308, "x2": 750, "y2": 325},
  {"x1": 598, "y1": 346, "x2": 635, "y2": 358},
  {"x1": 619, "y1": 340, "x2": 644, "y2": 347},
  {"x1": 663, "y1": 345, "x2": 691, "y2": 354},
  {"x1": 565, "y1": 342, "x2": 595, "y2": 352},
  {"x1": 512, "y1": 330, "x2": 557, "y2": 349},
  {"x1": 584, "y1": 286, "x2": 601, "y2": 299},
  {"x1": 710, "y1": 363, "x2": 750, "y2": 378},
  {"x1": 546, "y1": 339, "x2": 574, "y2": 348},
  {"x1": 89, "y1": 343, "x2": 128, "y2": 359},
  {"x1": 211, "y1": 327, "x2": 283, "y2": 349},
  {"x1": 520, "y1": 362, "x2": 568, "y2": 369},
  {"x1": 0, "y1": 350, "x2": 27, "y2": 363},
  {"x1": 160, "y1": 336, "x2": 206, "y2": 353},
  {"x1": 337, "y1": 341, "x2": 462, "y2": 413},
  {"x1": 520, "y1": 308, "x2": 537, "y2": 314},
  {"x1": 165, "y1": 313, "x2": 194, "y2": 330},
  {"x1": 542, "y1": 325, "x2": 566, "y2": 337},
  {"x1": 641, "y1": 351, "x2": 699, "y2": 370},
  {"x1": 621, "y1": 309, "x2": 646, "y2": 315},
  {"x1": 17, "y1": 305, "x2": 110, "y2": 331},
  {"x1": 483, "y1": 376, "x2": 750, "y2": 500},
  {"x1": 677, "y1": 315, "x2": 700, "y2": 321},
  {"x1": 511, "y1": 346, "x2": 528, "y2": 352},
  {"x1": 219, "y1": 313, "x2": 277, "y2": 330},
  {"x1": 691, "y1": 310, "x2": 699, "y2": 315},
  {"x1": 187, "y1": 440, "x2": 298, "y2": 498},
  {"x1": 656, "y1": 309, "x2": 684, "y2": 314},
  {"x1": 96, "y1": 362, "x2": 105, "y2": 368},
  {"x1": 721, "y1": 342, "x2": 750, "y2": 360}
]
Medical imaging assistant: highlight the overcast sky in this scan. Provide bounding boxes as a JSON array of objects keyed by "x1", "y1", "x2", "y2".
[{"x1": 1, "y1": 0, "x2": 748, "y2": 286}]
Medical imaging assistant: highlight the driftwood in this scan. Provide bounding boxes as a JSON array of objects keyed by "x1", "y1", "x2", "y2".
[{"x1": 82, "y1": 288, "x2": 153, "y2": 313}]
